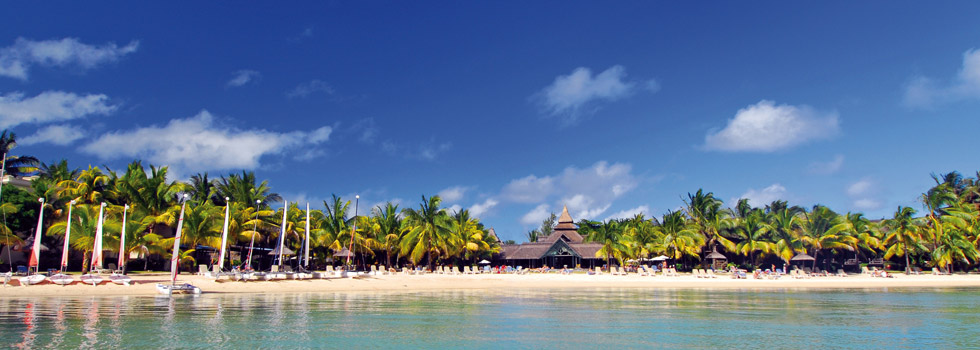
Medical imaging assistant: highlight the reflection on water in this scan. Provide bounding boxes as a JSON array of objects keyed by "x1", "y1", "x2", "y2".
[{"x1": 1, "y1": 288, "x2": 979, "y2": 349}]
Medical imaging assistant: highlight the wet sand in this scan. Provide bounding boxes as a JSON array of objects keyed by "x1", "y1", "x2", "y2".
[{"x1": 2, "y1": 271, "x2": 979, "y2": 297}]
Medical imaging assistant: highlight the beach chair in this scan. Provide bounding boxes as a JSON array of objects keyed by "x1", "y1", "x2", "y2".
[
  {"x1": 836, "y1": 269, "x2": 846, "y2": 277},
  {"x1": 932, "y1": 267, "x2": 945, "y2": 275},
  {"x1": 861, "y1": 266, "x2": 872, "y2": 275},
  {"x1": 379, "y1": 265, "x2": 387, "y2": 275},
  {"x1": 370, "y1": 265, "x2": 379, "y2": 275},
  {"x1": 706, "y1": 269, "x2": 718, "y2": 278},
  {"x1": 198, "y1": 264, "x2": 209, "y2": 276}
]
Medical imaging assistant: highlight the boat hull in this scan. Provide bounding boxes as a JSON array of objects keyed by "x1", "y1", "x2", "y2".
[
  {"x1": 109, "y1": 274, "x2": 133, "y2": 285},
  {"x1": 18, "y1": 274, "x2": 46, "y2": 285},
  {"x1": 156, "y1": 283, "x2": 201, "y2": 295},
  {"x1": 80, "y1": 274, "x2": 104, "y2": 286},
  {"x1": 49, "y1": 274, "x2": 75, "y2": 285}
]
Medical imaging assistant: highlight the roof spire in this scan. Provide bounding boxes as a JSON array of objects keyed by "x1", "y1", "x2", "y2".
[{"x1": 558, "y1": 205, "x2": 573, "y2": 223}]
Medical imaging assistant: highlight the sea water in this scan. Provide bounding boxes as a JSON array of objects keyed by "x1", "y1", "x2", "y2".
[{"x1": 1, "y1": 288, "x2": 978, "y2": 349}]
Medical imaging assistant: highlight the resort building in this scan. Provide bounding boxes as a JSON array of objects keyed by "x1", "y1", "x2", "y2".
[{"x1": 494, "y1": 206, "x2": 604, "y2": 269}]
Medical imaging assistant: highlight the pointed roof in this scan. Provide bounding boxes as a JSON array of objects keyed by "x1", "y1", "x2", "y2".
[
  {"x1": 487, "y1": 228, "x2": 499, "y2": 242},
  {"x1": 558, "y1": 205, "x2": 574, "y2": 223}
]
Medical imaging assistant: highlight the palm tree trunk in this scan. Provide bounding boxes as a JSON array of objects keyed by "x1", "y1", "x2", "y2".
[
  {"x1": 904, "y1": 245, "x2": 910, "y2": 275},
  {"x1": 81, "y1": 251, "x2": 90, "y2": 274}
]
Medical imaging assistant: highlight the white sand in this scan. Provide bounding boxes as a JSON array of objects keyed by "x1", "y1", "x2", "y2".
[{"x1": 2, "y1": 271, "x2": 979, "y2": 297}]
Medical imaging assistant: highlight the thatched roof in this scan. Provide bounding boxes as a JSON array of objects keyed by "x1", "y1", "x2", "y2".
[
  {"x1": 268, "y1": 245, "x2": 295, "y2": 255},
  {"x1": 333, "y1": 248, "x2": 354, "y2": 258},
  {"x1": 487, "y1": 228, "x2": 499, "y2": 242},
  {"x1": 558, "y1": 205, "x2": 574, "y2": 223},
  {"x1": 790, "y1": 253, "x2": 815, "y2": 261}
]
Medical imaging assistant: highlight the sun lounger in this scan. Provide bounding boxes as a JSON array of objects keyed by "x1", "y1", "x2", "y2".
[
  {"x1": 706, "y1": 269, "x2": 717, "y2": 278},
  {"x1": 198, "y1": 264, "x2": 209, "y2": 276},
  {"x1": 861, "y1": 266, "x2": 872, "y2": 275},
  {"x1": 836, "y1": 269, "x2": 846, "y2": 277},
  {"x1": 932, "y1": 267, "x2": 950, "y2": 275}
]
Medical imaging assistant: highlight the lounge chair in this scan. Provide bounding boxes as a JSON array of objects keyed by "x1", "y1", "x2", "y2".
[
  {"x1": 198, "y1": 264, "x2": 209, "y2": 276},
  {"x1": 706, "y1": 269, "x2": 717, "y2": 278},
  {"x1": 370, "y1": 265, "x2": 379, "y2": 275},
  {"x1": 836, "y1": 269, "x2": 847, "y2": 277},
  {"x1": 932, "y1": 267, "x2": 950, "y2": 275},
  {"x1": 861, "y1": 266, "x2": 872, "y2": 275}
]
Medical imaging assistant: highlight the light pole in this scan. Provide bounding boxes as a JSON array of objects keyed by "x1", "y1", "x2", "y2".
[
  {"x1": 346, "y1": 195, "x2": 359, "y2": 269},
  {"x1": 247, "y1": 199, "x2": 261, "y2": 270}
]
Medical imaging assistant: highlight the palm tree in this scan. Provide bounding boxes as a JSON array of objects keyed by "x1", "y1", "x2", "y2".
[
  {"x1": 400, "y1": 195, "x2": 451, "y2": 271},
  {"x1": 685, "y1": 189, "x2": 735, "y2": 253},
  {"x1": 798, "y1": 205, "x2": 854, "y2": 271},
  {"x1": 583, "y1": 220, "x2": 628, "y2": 271},
  {"x1": 449, "y1": 209, "x2": 489, "y2": 262},
  {"x1": 0, "y1": 130, "x2": 40, "y2": 176},
  {"x1": 768, "y1": 207, "x2": 803, "y2": 265},
  {"x1": 57, "y1": 166, "x2": 110, "y2": 204},
  {"x1": 622, "y1": 214, "x2": 659, "y2": 261},
  {"x1": 882, "y1": 206, "x2": 922, "y2": 274},
  {"x1": 829, "y1": 212, "x2": 882, "y2": 263},
  {"x1": 370, "y1": 202, "x2": 402, "y2": 267},
  {"x1": 317, "y1": 194, "x2": 352, "y2": 253},
  {"x1": 47, "y1": 203, "x2": 116, "y2": 273},
  {"x1": 733, "y1": 209, "x2": 772, "y2": 268},
  {"x1": 217, "y1": 171, "x2": 282, "y2": 205},
  {"x1": 658, "y1": 210, "x2": 704, "y2": 266},
  {"x1": 188, "y1": 173, "x2": 219, "y2": 204}
]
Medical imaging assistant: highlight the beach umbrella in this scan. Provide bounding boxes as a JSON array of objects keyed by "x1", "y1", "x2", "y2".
[
  {"x1": 651, "y1": 255, "x2": 669, "y2": 261},
  {"x1": 333, "y1": 248, "x2": 354, "y2": 258},
  {"x1": 790, "y1": 253, "x2": 815, "y2": 262},
  {"x1": 268, "y1": 246, "x2": 295, "y2": 256},
  {"x1": 478, "y1": 259, "x2": 491, "y2": 265}
]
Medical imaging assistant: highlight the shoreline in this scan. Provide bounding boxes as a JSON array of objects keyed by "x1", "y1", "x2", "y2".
[{"x1": 3, "y1": 272, "x2": 980, "y2": 297}]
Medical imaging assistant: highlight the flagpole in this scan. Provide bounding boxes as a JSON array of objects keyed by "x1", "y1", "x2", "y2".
[{"x1": 346, "y1": 195, "x2": 359, "y2": 268}]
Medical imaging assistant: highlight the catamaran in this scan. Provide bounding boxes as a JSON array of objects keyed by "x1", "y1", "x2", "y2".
[
  {"x1": 49, "y1": 200, "x2": 76, "y2": 286},
  {"x1": 18, "y1": 198, "x2": 47, "y2": 286},
  {"x1": 80, "y1": 203, "x2": 107, "y2": 286},
  {"x1": 109, "y1": 204, "x2": 132, "y2": 286},
  {"x1": 296, "y1": 202, "x2": 312, "y2": 279},
  {"x1": 156, "y1": 196, "x2": 201, "y2": 295}
]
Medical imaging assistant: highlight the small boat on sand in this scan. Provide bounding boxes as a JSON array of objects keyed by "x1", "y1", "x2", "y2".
[{"x1": 49, "y1": 273, "x2": 74, "y2": 285}]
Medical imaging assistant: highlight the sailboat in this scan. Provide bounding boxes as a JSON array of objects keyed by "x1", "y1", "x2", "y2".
[
  {"x1": 109, "y1": 204, "x2": 132, "y2": 285},
  {"x1": 80, "y1": 203, "x2": 107, "y2": 286},
  {"x1": 49, "y1": 200, "x2": 76, "y2": 286},
  {"x1": 18, "y1": 198, "x2": 47, "y2": 286},
  {"x1": 296, "y1": 202, "x2": 312, "y2": 280},
  {"x1": 210, "y1": 198, "x2": 231, "y2": 280},
  {"x1": 268, "y1": 199, "x2": 289, "y2": 280},
  {"x1": 156, "y1": 196, "x2": 201, "y2": 295}
]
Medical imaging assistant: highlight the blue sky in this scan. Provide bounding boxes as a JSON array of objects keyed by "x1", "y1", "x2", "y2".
[{"x1": 2, "y1": 2, "x2": 980, "y2": 242}]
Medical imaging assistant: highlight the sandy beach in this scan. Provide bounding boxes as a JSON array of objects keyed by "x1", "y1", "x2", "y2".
[{"x1": 2, "y1": 272, "x2": 980, "y2": 297}]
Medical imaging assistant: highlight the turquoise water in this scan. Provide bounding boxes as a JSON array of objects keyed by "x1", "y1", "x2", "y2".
[{"x1": 2, "y1": 288, "x2": 978, "y2": 349}]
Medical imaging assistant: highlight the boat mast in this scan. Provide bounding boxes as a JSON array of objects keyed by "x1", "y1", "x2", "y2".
[
  {"x1": 277, "y1": 200, "x2": 287, "y2": 270},
  {"x1": 218, "y1": 197, "x2": 230, "y2": 271},
  {"x1": 27, "y1": 197, "x2": 44, "y2": 274},
  {"x1": 169, "y1": 194, "x2": 189, "y2": 284},
  {"x1": 346, "y1": 195, "x2": 359, "y2": 268},
  {"x1": 0, "y1": 153, "x2": 10, "y2": 274},
  {"x1": 246, "y1": 199, "x2": 260, "y2": 270},
  {"x1": 117, "y1": 204, "x2": 128, "y2": 273},
  {"x1": 304, "y1": 202, "x2": 310, "y2": 268},
  {"x1": 60, "y1": 200, "x2": 75, "y2": 271},
  {"x1": 91, "y1": 202, "x2": 106, "y2": 273}
]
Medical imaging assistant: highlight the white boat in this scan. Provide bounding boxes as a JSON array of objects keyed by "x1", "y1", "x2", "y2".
[
  {"x1": 18, "y1": 274, "x2": 46, "y2": 285},
  {"x1": 109, "y1": 273, "x2": 133, "y2": 286},
  {"x1": 156, "y1": 282, "x2": 201, "y2": 295},
  {"x1": 80, "y1": 274, "x2": 103, "y2": 285},
  {"x1": 49, "y1": 273, "x2": 74, "y2": 285}
]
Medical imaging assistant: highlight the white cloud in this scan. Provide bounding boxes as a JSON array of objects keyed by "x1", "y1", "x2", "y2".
[
  {"x1": 605, "y1": 205, "x2": 651, "y2": 221},
  {"x1": 807, "y1": 154, "x2": 844, "y2": 175},
  {"x1": 520, "y1": 204, "x2": 551, "y2": 226},
  {"x1": 501, "y1": 175, "x2": 555, "y2": 203},
  {"x1": 846, "y1": 179, "x2": 873, "y2": 197},
  {"x1": 0, "y1": 37, "x2": 138, "y2": 80},
  {"x1": 469, "y1": 198, "x2": 498, "y2": 218},
  {"x1": 20, "y1": 124, "x2": 84, "y2": 146},
  {"x1": 502, "y1": 161, "x2": 637, "y2": 225},
  {"x1": 0, "y1": 91, "x2": 117, "y2": 129},
  {"x1": 417, "y1": 141, "x2": 451, "y2": 161},
  {"x1": 227, "y1": 69, "x2": 260, "y2": 87},
  {"x1": 438, "y1": 186, "x2": 469, "y2": 203},
  {"x1": 533, "y1": 65, "x2": 652, "y2": 125},
  {"x1": 80, "y1": 110, "x2": 332, "y2": 174},
  {"x1": 846, "y1": 178, "x2": 882, "y2": 211},
  {"x1": 446, "y1": 204, "x2": 462, "y2": 214},
  {"x1": 904, "y1": 48, "x2": 980, "y2": 108},
  {"x1": 286, "y1": 79, "x2": 334, "y2": 98},
  {"x1": 704, "y1": 100, "x2": 840, "y2": 152},
  {"x1": 734, "y1": 184, "x2": 788, "y2": 208}
]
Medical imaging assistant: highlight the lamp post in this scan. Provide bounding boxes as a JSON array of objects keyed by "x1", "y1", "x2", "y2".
[{"x1": 346, "y1": 195, "x2": 359, "y2": 269}]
